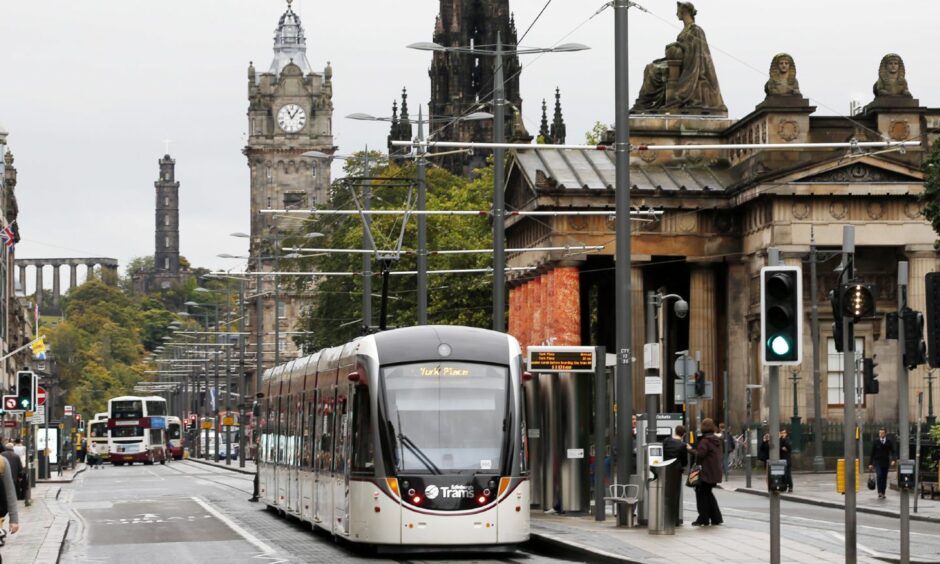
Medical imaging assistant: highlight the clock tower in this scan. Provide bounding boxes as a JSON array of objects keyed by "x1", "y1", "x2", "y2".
[{"x1": 244, "y1": 0, "x2": 334, "y2": 365}]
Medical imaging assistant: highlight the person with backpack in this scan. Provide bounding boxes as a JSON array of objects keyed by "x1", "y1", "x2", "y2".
[{"x1": 0, "y1": 447, "x2": 20, "y2": 542}]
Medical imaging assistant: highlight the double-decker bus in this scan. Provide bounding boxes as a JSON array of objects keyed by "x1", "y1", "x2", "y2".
[
  {"x1": 258, "y1": 325, "x2": 529, "y2": 552},
  {"x1": 88, "y1": 412, "x2": 110, "y2": 463},
  {"x1": 107, "y1": 396, "x2": 168, "y2": 466},
  {"x1": 166, "y1": 416, "x2": 184, "y2": 460}
]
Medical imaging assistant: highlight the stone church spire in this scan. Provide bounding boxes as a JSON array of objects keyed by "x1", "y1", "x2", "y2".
[
  {"x1": 388, "y1": 88, "x2": 414, "y2": 161},
  {"x1": 429, "y1": 0, "x2": 523, "y2": 175},
  {"x1": 550, "y1": 87, "x2": 566, "y2": 144},
  {"x1": 539, "y1": 98, "x2": 550, "y2": 141},
  {"x1": 269, "y1": 0, "x2": 313, "y2": 76}
]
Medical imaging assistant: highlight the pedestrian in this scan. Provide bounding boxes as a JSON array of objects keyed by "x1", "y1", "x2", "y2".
[
  {"x1": 0, "y1": 444, "x2": 24, "y2": 502},
  {"x1": 758, "y1": 433, "x2": 771, "y2": 467},
  {"x1": 0, "y1": 445, "x2": 20, "y2": 547},
  {"x1": 868, "y1": 427, "x2": 896, "y2": 499},
  {"x1": 718, "y1": 423, "x2": 736, "y2": 477},
  {"x1": 11, "y1": 440, "x2": 25, "y2": 470},
  {"x1": 663, "y1": 424, "x2": 688, "y2": 526},
  {"x1": 779, "y1": 429, "x2": 793, "y2": 492},
  {"x1": 686, "y1": 418, "x2": 723, "y2": 526}
]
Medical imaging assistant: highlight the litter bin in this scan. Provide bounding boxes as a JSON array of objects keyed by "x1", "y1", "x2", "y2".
[
  {"x1": 647, "y1": 445, "x2": 676, "y2": 535},
  {"x1": 663, "y1": 456, "x2": 684, "y2": 527}
]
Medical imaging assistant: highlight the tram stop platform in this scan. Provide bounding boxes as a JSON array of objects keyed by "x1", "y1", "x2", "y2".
[{"x1": 4, "y1": 463, "x2": 85, "y2": 563}]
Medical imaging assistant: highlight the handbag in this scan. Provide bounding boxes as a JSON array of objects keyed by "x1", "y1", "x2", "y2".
[
  {"x1": 867, "y1": 472, "x2": 876, "y2": 491},
  {"x1": 686, "y1": 463, "x2": 702, "y2": 488}
]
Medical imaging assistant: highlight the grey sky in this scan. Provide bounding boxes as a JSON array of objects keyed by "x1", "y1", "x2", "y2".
[{"x1": 0, "y1": 0, "x2": 936, "y2": 285}]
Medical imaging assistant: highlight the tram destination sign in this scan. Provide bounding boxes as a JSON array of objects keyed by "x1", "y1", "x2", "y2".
[{"x1": 527, "y1": 346, "x2": 596, "y2": 373}]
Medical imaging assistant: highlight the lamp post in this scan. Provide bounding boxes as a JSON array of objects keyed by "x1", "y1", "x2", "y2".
[
  {"x1": 408, "y1": 38, "x2": 588, "y2": 332},
  {"x1": 745, "y1": 383, "x2": 763, "y2": 488},
  {"x1": 347, "y1": 109, "x2": 493, "y2": 325}
]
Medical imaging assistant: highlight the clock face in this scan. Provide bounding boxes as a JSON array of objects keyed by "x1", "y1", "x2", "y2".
[{"x1": 277, "y1": 104, "x2": 306, "y2": 133}]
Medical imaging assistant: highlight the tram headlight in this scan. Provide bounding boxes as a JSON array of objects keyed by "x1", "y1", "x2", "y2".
[
  {"x1": 476, "y1": 495, "x2": 488, "y2": 505},
  {"x1": 411, "y1": 495, "x2": 423, "y2": 505}
]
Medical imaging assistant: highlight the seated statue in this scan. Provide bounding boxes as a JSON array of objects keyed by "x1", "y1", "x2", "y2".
[
  {"x1": 873, "y1": 53, "x2": 911, "y2": 97},
  {"x1": 764, "y1": 53, "x2": 801, "y2": 97},
  {"x1": 631, "y1": 2, "x2": 726, "y2": 114}
]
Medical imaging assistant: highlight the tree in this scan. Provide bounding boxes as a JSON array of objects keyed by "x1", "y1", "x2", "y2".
[
  {"x1": 585, "y1": 121, "x2": 611, "y2": 145},
  {"x1": 291, "y1": 158, "x2": 493, "y2": 350},
  {"x1": 920, "y1": 138, "x2": 940, "y2": 250}
]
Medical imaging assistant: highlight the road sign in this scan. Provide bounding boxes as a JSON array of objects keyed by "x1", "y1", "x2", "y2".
[
  {"x1": 64, "y1": 405, "x2": 73, "y2": 415},
  {"x1": 674, "y1": 356, "x2": 698, "y2": 378},
  {"x1": 3, "y1": 396, "x2": 17, "y2": 411},
  {"x1": 2, "y1": 421, "x2": 15, "y2": 428},
  {"x1": 37, "y1": 386, "x2": 46, "y2": 406},
  {"x1": 27, "y1": 405, "x2": 45, "y2": 424}
]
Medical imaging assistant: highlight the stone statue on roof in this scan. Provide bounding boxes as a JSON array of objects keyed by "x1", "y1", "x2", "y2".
[
  {"x1": 631, "y1": 2, "x2": 726, "y2": 115},
  {"x1": 764, "y1": 53, "x2": 801, "y2": 97},
  {"x1": 873, "y1": 53, "x2": 911, "y2": 97}
]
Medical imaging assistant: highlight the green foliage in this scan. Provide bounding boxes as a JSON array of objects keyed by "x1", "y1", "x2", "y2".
[
  {"x1": 585, "y1": 121, "x2": 610, "y2": 145},
  {"x1": 920, "y1": 139, "x2": 940, "y2": 251},
  {"x1": 292, "y1": 159, "x2": 493, "y2": 350},
  {"x1": 930, "y1": 424, "x2": 940, "y2": 444}
]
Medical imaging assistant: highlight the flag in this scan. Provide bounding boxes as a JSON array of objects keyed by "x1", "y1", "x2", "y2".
[
  {"x1": 31, "y1": 336, "x2": 47, "y2": 360},
  {"x1": 0, "y1": 224, "x2": 14, "y2": 249}
]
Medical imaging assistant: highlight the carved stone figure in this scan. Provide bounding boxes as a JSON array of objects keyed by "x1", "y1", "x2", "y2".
[
  {"x1": 764, "y1": 53, "x2": 801, "y2": 97},
  {"x1": 873, "y1": 53, "x2": 911, "y2": 97},
  {"x1": 631, "y1": 2, "x2": 726, "y2": 114}
]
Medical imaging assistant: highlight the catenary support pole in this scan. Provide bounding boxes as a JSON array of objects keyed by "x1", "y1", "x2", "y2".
[
  {"x1": 768, "y1": 248, "x2": 781, "y2": 564},
  {"x1": 492, "y1": 33, "x2": 506, "y2": 332},
  {"x1": 613, "y1": 0, "x2": 634, "y2": 526},
  {"x1": 842, "y1": 225, "x2": 857, "y2": 564},
  {"x1": 362, "y1": 150, "x2": 372, "y2": 332},
  {"x1": 898, "y1": 261, "x2": 910, "y2": 564},
  {"x1": 417, "y1": 110, "x2": 428, "y2": 325}
]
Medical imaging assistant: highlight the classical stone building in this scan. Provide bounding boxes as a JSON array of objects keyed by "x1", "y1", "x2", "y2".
[
  {"x1": 244, "y1": 0, "x2": 334, "y2": 367},
  {"x1": 505, "y1": 48, "x2": 939, "y2": 429}
]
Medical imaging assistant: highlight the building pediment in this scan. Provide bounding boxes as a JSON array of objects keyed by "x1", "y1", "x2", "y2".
[{"x1": 780, "y1": 156, "x2": 923, "y2": 185}]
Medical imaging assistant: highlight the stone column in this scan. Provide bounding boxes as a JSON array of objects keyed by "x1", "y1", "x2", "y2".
[
  {"x1": 551, "y1": 266, "x2": 581, "y2": 346},
  {"x1": 18, "y1": 265, "x2": 26, "y2": 295},
  {"x1": 52, "y1": 263, "x2": 61, "y2": 306},
  {"x1": 906, "y1": 248, "x2": 938, "y2": 423},
  {"x1": 69, "y1": 264, "x2": 77, "y2": 289},
  {"x1": 689, "y1": 263, "x2": 717, "y2": 421},
  {"x1": 35, "y1": 264, "x2": 44, "y2": 305},
  {"x1": 86, "y1": 264, "x2": 96, "y2": 282},
  {"x1": 726, "y1": 259, "x2": 750, "y2": 427}
]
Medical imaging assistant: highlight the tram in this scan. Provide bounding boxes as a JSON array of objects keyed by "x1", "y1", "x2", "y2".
[
  {"x1": 258, "y1": 325, "x2": 530, "y2": 551},
  {"x1": 107, "y1": 395, "x2": 168, "y2": 465}
]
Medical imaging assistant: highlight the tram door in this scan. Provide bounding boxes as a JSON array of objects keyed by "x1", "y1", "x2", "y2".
[
  {"x1": 333, "y1": 390, "x2": 350, "y2": 536},
  {"x1": 301, "y1": 392, "x2": 317, "y2": 522},
  {"x1": 315, "y1": 386, "x2": 336, "y2": 526},
  {"x1": 290, "y1": 394, "x2": 303, "y2": 514}
]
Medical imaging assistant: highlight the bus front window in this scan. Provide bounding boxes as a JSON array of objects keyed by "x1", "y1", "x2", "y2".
[{"x1": 382, "y1": 362, "x2": 508, "y2": 474}]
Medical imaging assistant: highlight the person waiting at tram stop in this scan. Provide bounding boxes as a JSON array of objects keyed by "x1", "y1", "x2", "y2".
[
  {"x1": 662, "y1": 424, "x2": 688, "y2": 526},
  {"x1": 686, "y1": 418, "x2": 723, "y2": 526},
  {"x1": 779, "y1": 429, "x2": 793, "y2": 493}
]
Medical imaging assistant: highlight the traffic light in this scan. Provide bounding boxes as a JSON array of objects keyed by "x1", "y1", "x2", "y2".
[
  {"x1": 841, "y1": 283, "x2": 876, "y2": 321},
  {"x1": 761, "y1": 266, "x2": 803, "y2": 365},
  {"x1": 863, "y1": 357, "x2": 879, "y2": 395},
  {"x1": 902, "y1": 308, "x2": 926, "y2": 370},
  {"x1": 926, "y1": 272, "x2": 940, "y2": 368},
  {"x1": 694, "y1": 370, "x2": 705, "y2": 396},
  {"x1": 830, "y1": 289, "x2": 844, "y2": 353},
  {"x1": 16, "y1": 371, "x2": 35, "y2": 411}
]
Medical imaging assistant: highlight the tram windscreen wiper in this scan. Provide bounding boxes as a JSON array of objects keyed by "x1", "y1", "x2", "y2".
[{"x1": 398, "y1": 432, "x2": 441, "y2": 475}]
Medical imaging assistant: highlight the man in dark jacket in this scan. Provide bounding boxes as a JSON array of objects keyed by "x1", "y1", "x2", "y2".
[
  {"x1": 0, "y1": 443, "x2": 24, "y2": 501},
  {"x1": 779, "y1": 429, "x2": 793, "y2": 492},
  {"x1": 687, "y1": 418, "x2": 723, "y2": 526},
  {"x1": 868, "y1": 427, "x2": 895, "y2": 499},
  {"x1": 662, "y1": 425, "x2": 688, "y2": 526}
]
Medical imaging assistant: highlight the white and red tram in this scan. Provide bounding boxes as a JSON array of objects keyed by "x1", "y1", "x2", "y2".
[{"x1": 258, "y1": 325, "x2": 530, "y2": 551}]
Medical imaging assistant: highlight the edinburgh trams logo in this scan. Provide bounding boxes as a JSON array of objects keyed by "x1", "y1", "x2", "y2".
[{"x1": 425, "y1": 484, "x2": 473, "y2": 499}]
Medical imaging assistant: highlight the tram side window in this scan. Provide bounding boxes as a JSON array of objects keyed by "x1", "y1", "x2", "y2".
[
  {"x1": 351, "y1": 386, "x2": 374, "y2": 474},
  {"x1": 293, "y1": 396, "x2": 304, "y2": 468},
  {"x1": 317, "y1": 393, "x2": 334, "y2": 474},
  {"x1": 333, "y1": 396, "x2": 348, "y2": 475},
  {"x1": 302, "y1": 397, "x2": 315, "y2": 469}
]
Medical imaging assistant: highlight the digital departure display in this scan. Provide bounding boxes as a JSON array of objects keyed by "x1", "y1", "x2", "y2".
[{"x1": 527, "y1": 347, "x2": 596, "y2": 373}]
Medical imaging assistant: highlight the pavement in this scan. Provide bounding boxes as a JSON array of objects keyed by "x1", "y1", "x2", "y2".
[{"x1": 7, "y1": 459, "x2": 938, "y2": 564}]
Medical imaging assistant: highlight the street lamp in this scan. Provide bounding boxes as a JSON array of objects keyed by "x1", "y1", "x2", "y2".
[
  {"x1": 408, "y1": 36, "x2": 589, "y2": 332},
  {"x1": 347, "y1": 109, "x2": 493, "y2": 325}
]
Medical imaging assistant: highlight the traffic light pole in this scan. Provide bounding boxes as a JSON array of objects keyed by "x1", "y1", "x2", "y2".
[
  {"x1": 767, "y1": 248, "x2": 781, "y2": 564},
  {"x1": 842, "y1": 225, "x2": 857, "y2": 564},
  {"x1": 897, "y1": 261, "x2": 910, "y2": 564}
]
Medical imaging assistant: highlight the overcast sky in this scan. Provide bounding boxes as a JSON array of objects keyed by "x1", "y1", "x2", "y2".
[{"x1": 0, "y1": 0, "x2": 937, "y2": 289}]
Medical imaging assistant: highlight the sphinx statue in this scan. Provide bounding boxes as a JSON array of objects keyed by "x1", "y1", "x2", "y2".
[
  {"x1": 631, "y1": 2, "x2": 726, "y2": 114},
  {"x1": 764, "y1": 53, "x2": 801, "y2": 97},
  {"x1": 873, "y1": 53, "x2": 911, "y2": 97}
]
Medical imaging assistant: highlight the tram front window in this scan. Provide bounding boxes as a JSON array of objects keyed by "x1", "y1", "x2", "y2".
[{"x1": 383, "y1": 362, "x2": 508, "y2": 474}]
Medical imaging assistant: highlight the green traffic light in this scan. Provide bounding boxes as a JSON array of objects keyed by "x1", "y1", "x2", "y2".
[{"x1": 769, "y1": 335, "x2": 792, "y2": 356}]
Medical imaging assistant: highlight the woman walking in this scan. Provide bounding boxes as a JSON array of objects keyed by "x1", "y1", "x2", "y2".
[{"x1": 687, "y1": 418, "x2": 723, "y2": 526}]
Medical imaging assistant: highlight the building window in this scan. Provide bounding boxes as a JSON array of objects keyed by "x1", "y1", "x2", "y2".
[
  {"x1": 283, "y1": 192, "x2": 306, "y2": 210},
  {"x1": 164, "y1": 196, "x2": 170, "y2": 206},
  {"x1": 278, "y1": 337, "x2": 287, "y2": 353},
  {"x1": 164, "y1": 258, "x2": 170, "y2": 270},
  {"x1": 164, "y1": 236, "x2": 170, "y2": 248},
  {"x1": 277, "y1": 301, "x2": 286, "y2": 319},
  {"x1": 164, "y1": 215, "x2": 170, "y2": 227},
  {"x1": 827, "y1": 337, "x2": 865, "y2": 406}
]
